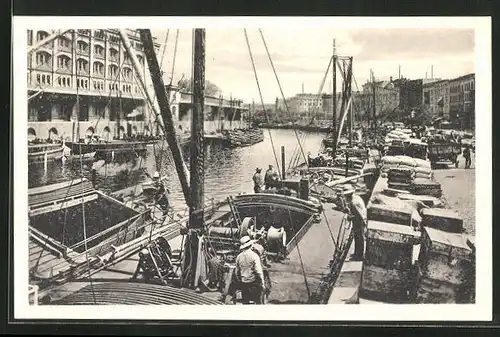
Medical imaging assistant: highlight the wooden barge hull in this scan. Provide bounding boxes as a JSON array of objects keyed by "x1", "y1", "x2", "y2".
[{"x1": 65, "y1": 141, "x2": 150, "y2": 155}]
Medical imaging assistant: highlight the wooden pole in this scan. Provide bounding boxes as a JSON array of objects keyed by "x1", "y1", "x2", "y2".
[
  {"x1": 183, "y1": 28, "x2": 206, "y2": 289},
  {"x1": 331, "y1": 40, "x2": 337, "y2": 158},
  {"x1": 138, "y1": 29, "x2": 192, "y2": 207},
  {"x1": 281, "y1": 146, "x2": 286, "y2": 180},
  {"x1": 189, "y1": 28, "x2": 206, "y2": 229}
]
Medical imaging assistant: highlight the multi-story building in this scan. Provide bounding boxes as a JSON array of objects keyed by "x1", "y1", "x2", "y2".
[
  {"x1": 27, "y1": 29, "x2": 161, "y2": 141},
  {"x1": 449, "y1": 73, "x2": 475, "y2": 130},
  {"x1": 361, "y1": 78, "x2": 400, "y2": 116},
  {"x1": 422, "y1": 79, "x2": 450, "y2": 119},
  {"x1": 286, "y1": 93, "x2": 323, "y2": 116}
]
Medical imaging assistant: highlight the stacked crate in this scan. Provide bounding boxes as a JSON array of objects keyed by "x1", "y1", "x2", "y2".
[
  {"x1": 416, "y1": 208, "x2": 475, "y2": 303},
  {"x1": 361, "y1": 203, "x2": 422, "y2": 303}
]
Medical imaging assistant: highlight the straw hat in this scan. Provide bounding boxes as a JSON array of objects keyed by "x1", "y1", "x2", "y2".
[{"x1": 239, "y1": 236, "x2": 255, "y2": 250}]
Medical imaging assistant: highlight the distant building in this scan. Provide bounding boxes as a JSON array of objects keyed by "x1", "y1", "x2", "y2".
[
  {"x1": 361, "y1": 77, "x2": 400, "y2": 116},
  {"x1": 423, "y1": 79, "x2": 450, "y2": 119},
  {"x1": 449, "y1": 73, "x2": 475, "y2": 130},
  {"x1": 27, "y1": 29, "x2": 161, "y2": 140},
  {"x1": 287, "y1": 93, "x2": 323, "y2": 116}
]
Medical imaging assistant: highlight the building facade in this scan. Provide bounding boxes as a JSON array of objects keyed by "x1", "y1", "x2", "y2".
[
  {"x1": 361, "y1": 78, "x2": 400, "y2": 117},
  {"x1": 422, "y1": 79, "x2": 450, "y2": 119},
  {"x1": 448, "y1": 73, "x2": 475, "y2": 130},
  {"x1": 27, "y1": 29, "x2": 161, "y2": 141}
]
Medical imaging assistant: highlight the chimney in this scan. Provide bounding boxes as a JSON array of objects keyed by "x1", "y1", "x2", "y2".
[
  {"x1": 431, "y1": 65, "x2": 434, "y2": 79},
  {"x1": 302, "y1": 82, "x2": 304, "y2": 94},
  {"x1": 390, "y1": 76, "x2": 393, "y2": 82}
]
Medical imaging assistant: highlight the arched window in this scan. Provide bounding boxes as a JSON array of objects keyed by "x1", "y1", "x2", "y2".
[
  {"x1": 94, "y1": 45, "x2": 104, "y2": 57},
  {"x1": 77, "y1": 58, "x2": 89, "y2": 73},
  {"x1": 35, "y1": 51, "x2": 52, "y2": 67},
  {"x1": 36, "y1": 30, "x2": 49, "y2": 42},
  {"x1": 77, "y1": 40, "x2": 89, "y2": 54},
  {"x1": 108, "y1": 64, "x2": 118, "y2": 79},
  {"x1": 58, "y1": 36, "x2": 71, "y2": 50},
  {"x1": 93, "y1": 61, "x2": 104, "y2": 76},
  {"x1": 109, "y1": 48, "x2": 119, "y2": 62},
  {"x1": 122, "y1": 67, "x2": 133, "y2": 81},
  {"x1": 57, "y1": 55, "x2": 71, "y2": 70}
]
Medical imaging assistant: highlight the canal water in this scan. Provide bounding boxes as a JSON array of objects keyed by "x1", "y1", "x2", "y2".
[{"x1": 28, "y1": 129, "x2": 325, "y2": 209}]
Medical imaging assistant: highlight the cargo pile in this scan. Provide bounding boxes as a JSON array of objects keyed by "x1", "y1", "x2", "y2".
[{"x1": 359, "y1": 155, "x2": 475, "y2": 304}]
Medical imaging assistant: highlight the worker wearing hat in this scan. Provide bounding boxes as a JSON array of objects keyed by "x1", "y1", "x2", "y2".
[
  {"x1": 252, "y1": 167, "x2": 263, "y2": 193},
  {"x1": 151, "y1": 171, "x2": 170, "y2": 216},
  {"x1": 235, "y1": 236, "x2": 265, "y2": 304},
  {"x1": 338, "y1": 185, "x2": 367, "y2": 261}
]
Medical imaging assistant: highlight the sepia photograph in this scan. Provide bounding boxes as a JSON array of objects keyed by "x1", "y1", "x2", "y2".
[{"x1": 12, "y1": 16, "x2": 491, "y2": 321}]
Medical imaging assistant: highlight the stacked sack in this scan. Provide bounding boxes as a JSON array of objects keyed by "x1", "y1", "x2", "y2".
[{"x1": 380, "y1": 155, "x2": 433, "y2": 180}]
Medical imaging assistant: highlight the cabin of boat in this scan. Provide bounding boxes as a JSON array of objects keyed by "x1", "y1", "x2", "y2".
[{"x1": 65, "y1": 139, "x2": 150, "y2": 156}]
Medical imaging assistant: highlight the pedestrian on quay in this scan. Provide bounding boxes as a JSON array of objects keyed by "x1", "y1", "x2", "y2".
[
  {"x1": 337, "y1": 185, "x2": 367, "y2": 261},
  {"x1": 463, "y1": 145, "x2": 472, "y2": 169},
  {"x1": 252, "y1": 167, "x2": 263, "y2": 193},
  {"x1": 235, "y1": 236, "x2": 265, "y2": 304}
]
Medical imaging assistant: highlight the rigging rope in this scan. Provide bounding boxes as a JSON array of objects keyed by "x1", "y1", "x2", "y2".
[
  {"x1": 160, "y1": 29, "x2": 170, "y2": 77},
  {"x1": 258, "y1": 29, "x2": 309, "y2": 171},
  {"x1": 169, "y1": 30, "x2": 180, "y2": 86},
  {"x1": 243, "y1": 29, "x2": 281, "y2": 174},
  {"x1": 286, "y1": 209, "x2": 311, "y2": 300},
  {"x1": 288, "y1": 56, "x2": 333, "y2": 171}
]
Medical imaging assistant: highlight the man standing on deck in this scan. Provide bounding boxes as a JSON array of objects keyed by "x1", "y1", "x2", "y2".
[
  {"x1": 152, "y1": 171, "x2": 170, "y2": 216},
  {"x1": 252, "y1": 167, "x2": 263, "y2": 193},
  {"x1": 264, "y1": 165, "x2": 275, "y2": 190},
  {"x1": 235, "y1": 236, "x2": 265, "y2": 304},
  {"x1": 339, "y1": 186, "x2": 367, "y2": 261}
]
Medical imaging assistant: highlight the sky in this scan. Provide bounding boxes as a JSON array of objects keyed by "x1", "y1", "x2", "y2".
[{"x1": 150, "y1": 28, "x2": 474, "y2": 104}]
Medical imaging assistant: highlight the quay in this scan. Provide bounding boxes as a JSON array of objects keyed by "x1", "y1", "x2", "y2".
[{"x1": 329, "y1": 152, "x2": 476, "y2": 304}]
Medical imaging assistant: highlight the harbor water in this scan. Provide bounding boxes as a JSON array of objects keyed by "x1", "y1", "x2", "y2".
[{"x1": 28, "y1": 129, "x2": 325, "y2": 210}]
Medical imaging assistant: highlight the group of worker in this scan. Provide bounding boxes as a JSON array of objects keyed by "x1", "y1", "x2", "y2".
[
  {"x1": 252, "y1": 165, "x2": 280, "y2": 193},
  {"x1": 234, "y1": 222, "x2": 286, "y2": 304}
]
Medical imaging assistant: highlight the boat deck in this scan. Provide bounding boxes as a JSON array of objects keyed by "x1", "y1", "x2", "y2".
[
  {"x1": 267, "y1": 202, "x2": 348, "y2": 304},
  {"x1": 38, "y1": 202, "x2": 349, "y2": 305}
]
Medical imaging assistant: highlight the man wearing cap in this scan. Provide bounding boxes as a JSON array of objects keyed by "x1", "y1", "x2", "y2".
[
  {"x1": 264, "y1": 165, "x2": 275, "y2": 190},
  {"x1": 235, "y1": 236, "x2": 265, "y2": 304},
  {"x1": 339, "y1": 185, "x2": 367, "y2": 261},
  {"x1": 252, "y1": 168, "x2": 263, "y2": 193}
]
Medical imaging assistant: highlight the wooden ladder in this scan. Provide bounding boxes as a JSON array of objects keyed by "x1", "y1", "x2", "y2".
[{"x1": 227, "y1": 196, "x2": 242, "y2": 228}]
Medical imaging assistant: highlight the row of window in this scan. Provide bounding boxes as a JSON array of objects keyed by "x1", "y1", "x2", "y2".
[
  {"x1": 29, "y1": 31, "x2": 144, "y2": 65},
  {"x1": 33, "y1": 52, "x2": 135, "y2": 80}
]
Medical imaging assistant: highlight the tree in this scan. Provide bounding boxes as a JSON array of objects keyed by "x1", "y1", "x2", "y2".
[{"x1": 176, "y1": 77, "x2": 221, "y2": 96}]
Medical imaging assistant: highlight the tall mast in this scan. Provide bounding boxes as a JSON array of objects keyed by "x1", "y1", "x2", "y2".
[
  {"x1": 331, "y1": 39, "x2": 337, "y2": 157},
  {"x1": 72, "y1": 30, "x2": 81, "y2": 141},
  {"x1": 371, "y1": 69, "x2": 376, "y2": 132},
  {"x1": 183, "y1": 28, "x2": 206, "y2": 288},
  {"x1": 136, "y1": 29, "x2": 192, "y2": 206}
]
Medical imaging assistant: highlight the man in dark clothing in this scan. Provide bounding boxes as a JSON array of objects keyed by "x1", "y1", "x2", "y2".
[
  {"x1": 264, "y1": 165, "x2": 277, "y2": 190},
  {"x1": 252, "y1": 168, "x2": 263, "y2": 193},
  {"x1": 463, "y1": 145, "x2": 472, "y2": 169},
  {"x1": 337, "y1": 186, "x2": 367, "y2": 261}
]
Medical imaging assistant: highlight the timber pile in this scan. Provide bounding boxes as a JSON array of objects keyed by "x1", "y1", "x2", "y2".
[
  {"x1": 359, "y1": 155, "x2": 475, "y2": 304},
  {"x1": 223, "y1": 128, "x2": 264, "y2": 147}
]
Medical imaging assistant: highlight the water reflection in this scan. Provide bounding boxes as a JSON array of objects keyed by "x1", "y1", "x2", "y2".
[{"x1": 28, "y1": 130, "x2": 325, "y2": 209}]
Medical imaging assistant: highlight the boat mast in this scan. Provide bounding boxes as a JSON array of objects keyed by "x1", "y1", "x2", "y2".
[
  {"x1": 371, "y1": 69, "x2": 376, "y2": 133},
  {"x1": 132, "y1": 29, "x2": 192, "y2": 205},
  {"x1": 182, "y1": 28, "x2": 206, "y2": 288},
  {"x1": 72, "y1": 30, "x2": 81, "y2": 142},
  {"x1": 331, "y1": 39, "x2": 337, "y2": 157}
]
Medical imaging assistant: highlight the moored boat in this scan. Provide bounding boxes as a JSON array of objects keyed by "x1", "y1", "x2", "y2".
[{"x1": 28, "y1": 143, "x2": 66, "y2": 165}]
